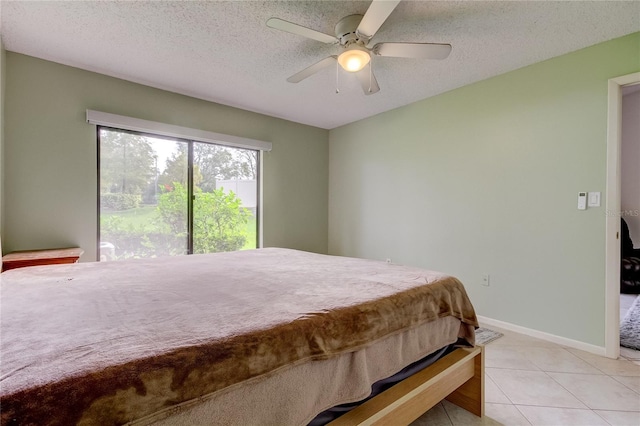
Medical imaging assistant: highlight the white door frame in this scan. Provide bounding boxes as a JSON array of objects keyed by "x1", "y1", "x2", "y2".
[{"x1": 605, "y1": 72, "x2": 640, "y2": 359}]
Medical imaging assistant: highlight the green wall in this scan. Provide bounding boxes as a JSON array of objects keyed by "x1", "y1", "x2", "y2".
[
  {"x1": 3, "y1": 53, "x2": 328, "y2": 260},
  {"x1": 329, "y1": 33, "x2": 640, "y2": 347}
]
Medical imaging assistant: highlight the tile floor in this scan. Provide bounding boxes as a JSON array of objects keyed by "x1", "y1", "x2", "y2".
[{"x1": 411, "y1": 323, "x2": 640, "y2": 426}]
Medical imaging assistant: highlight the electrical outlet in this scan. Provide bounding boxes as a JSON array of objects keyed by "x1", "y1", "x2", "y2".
[{"x1": 482, "y1": 274, "x2": 490, "y2": 286}]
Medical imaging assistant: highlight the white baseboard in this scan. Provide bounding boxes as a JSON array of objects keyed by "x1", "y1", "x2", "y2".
[{"x1": 477, "y1": 315, "x2": 607, "y2": 357}]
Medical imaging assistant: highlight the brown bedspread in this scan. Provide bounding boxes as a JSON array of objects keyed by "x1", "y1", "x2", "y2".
[{"x1": 0, "y1": 248, "x2": 477, "y2": 425}]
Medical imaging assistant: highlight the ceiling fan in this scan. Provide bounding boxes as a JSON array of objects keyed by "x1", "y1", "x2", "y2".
[{"x1": 266, "y1": 0, "x2": 452, "y2": 95}]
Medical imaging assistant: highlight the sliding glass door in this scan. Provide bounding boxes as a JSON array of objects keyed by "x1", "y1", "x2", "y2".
[
  {"x1": 192, "y1": 143, "x2": 258, "y2": 253},
  {"x1": 98, "y1": 127, "x2": 258, "y2": 261}
]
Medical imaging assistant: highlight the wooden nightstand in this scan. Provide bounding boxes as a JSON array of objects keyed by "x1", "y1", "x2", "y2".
[{"x1": 2, "y1": 247, "x2": 84, "y2": 272}]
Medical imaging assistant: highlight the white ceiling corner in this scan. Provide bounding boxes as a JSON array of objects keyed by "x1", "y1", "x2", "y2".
[{"x1": 1, "y1": 1, "x2": 639, "y2": 129}]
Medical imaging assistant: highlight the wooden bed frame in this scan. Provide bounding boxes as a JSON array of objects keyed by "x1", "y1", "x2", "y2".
[{"x1": 328, "y1": 345, "x2": 484, "y2": 425}]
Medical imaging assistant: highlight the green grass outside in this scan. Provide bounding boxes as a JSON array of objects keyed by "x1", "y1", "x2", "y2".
[
  {"x1": 243, "y1": 217, "x2": 257, "y2": 250},
  {"x1": 102, "y1": 205, "x2": 257, "y2": 250},
  {"x1": 102, "y1": 205, "x2": 158, "y2": 230}
]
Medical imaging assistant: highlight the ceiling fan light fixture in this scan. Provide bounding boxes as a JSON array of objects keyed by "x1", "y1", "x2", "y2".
[{"x1": 337, "y1": 46, "x2": 370, "y2": 72}]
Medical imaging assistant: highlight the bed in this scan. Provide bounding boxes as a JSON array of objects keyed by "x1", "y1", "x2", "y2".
[{"x1": 0, "y1": 248, "x2": 481, "y2": 425}]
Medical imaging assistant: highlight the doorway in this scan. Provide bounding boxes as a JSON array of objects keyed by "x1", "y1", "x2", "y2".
[
  {"x1": 619, "y1": 84, "x2": 640, "y2": 361},
  {"x1": 605, "y1": 72, "x2": 640, "y2": 359}
]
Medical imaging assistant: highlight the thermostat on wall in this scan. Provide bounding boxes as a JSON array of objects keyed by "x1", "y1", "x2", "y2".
[{"x1": 578, "y1": 192, "x2": 587, "y2": 210}]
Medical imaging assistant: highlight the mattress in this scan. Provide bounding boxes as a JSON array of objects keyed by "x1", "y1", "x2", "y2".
[
  {"x1": 139, "y1": 316, "x2": 463, "y2": 426},
  {"x1": 0, "y1": 248, "x2": 478, "y2": 425}
]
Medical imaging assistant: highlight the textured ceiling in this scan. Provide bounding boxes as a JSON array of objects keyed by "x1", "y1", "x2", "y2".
[{"x1": 1, "y1": 1, "x2": 639, "y2": 129}]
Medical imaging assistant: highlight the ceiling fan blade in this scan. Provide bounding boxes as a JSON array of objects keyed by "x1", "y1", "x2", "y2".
[
  {"x1": 373, "y1": 42, "x2": 452, "y2": 59},
  {"x1": 267, "y1": 18, "x2": 338, "y2": 44},
  {"x1": 356, "y1": 0, "x2": 401, "y2": 40},
  {"x1": 355, "y1": 67, "x2": 380, "y2": 95},
  {"x1": 287, "y1": 56, "x2": 337, "y2": 83}
]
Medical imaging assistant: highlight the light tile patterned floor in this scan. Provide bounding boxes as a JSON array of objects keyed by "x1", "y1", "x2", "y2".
[{"x1": 411, "y1": 324, "x2": 640, "y2": 426}]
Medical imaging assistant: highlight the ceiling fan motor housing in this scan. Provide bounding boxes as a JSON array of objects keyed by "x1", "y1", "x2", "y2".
[{"x1": 335, "y1": 14, "x2": 366, "y2": 46}]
